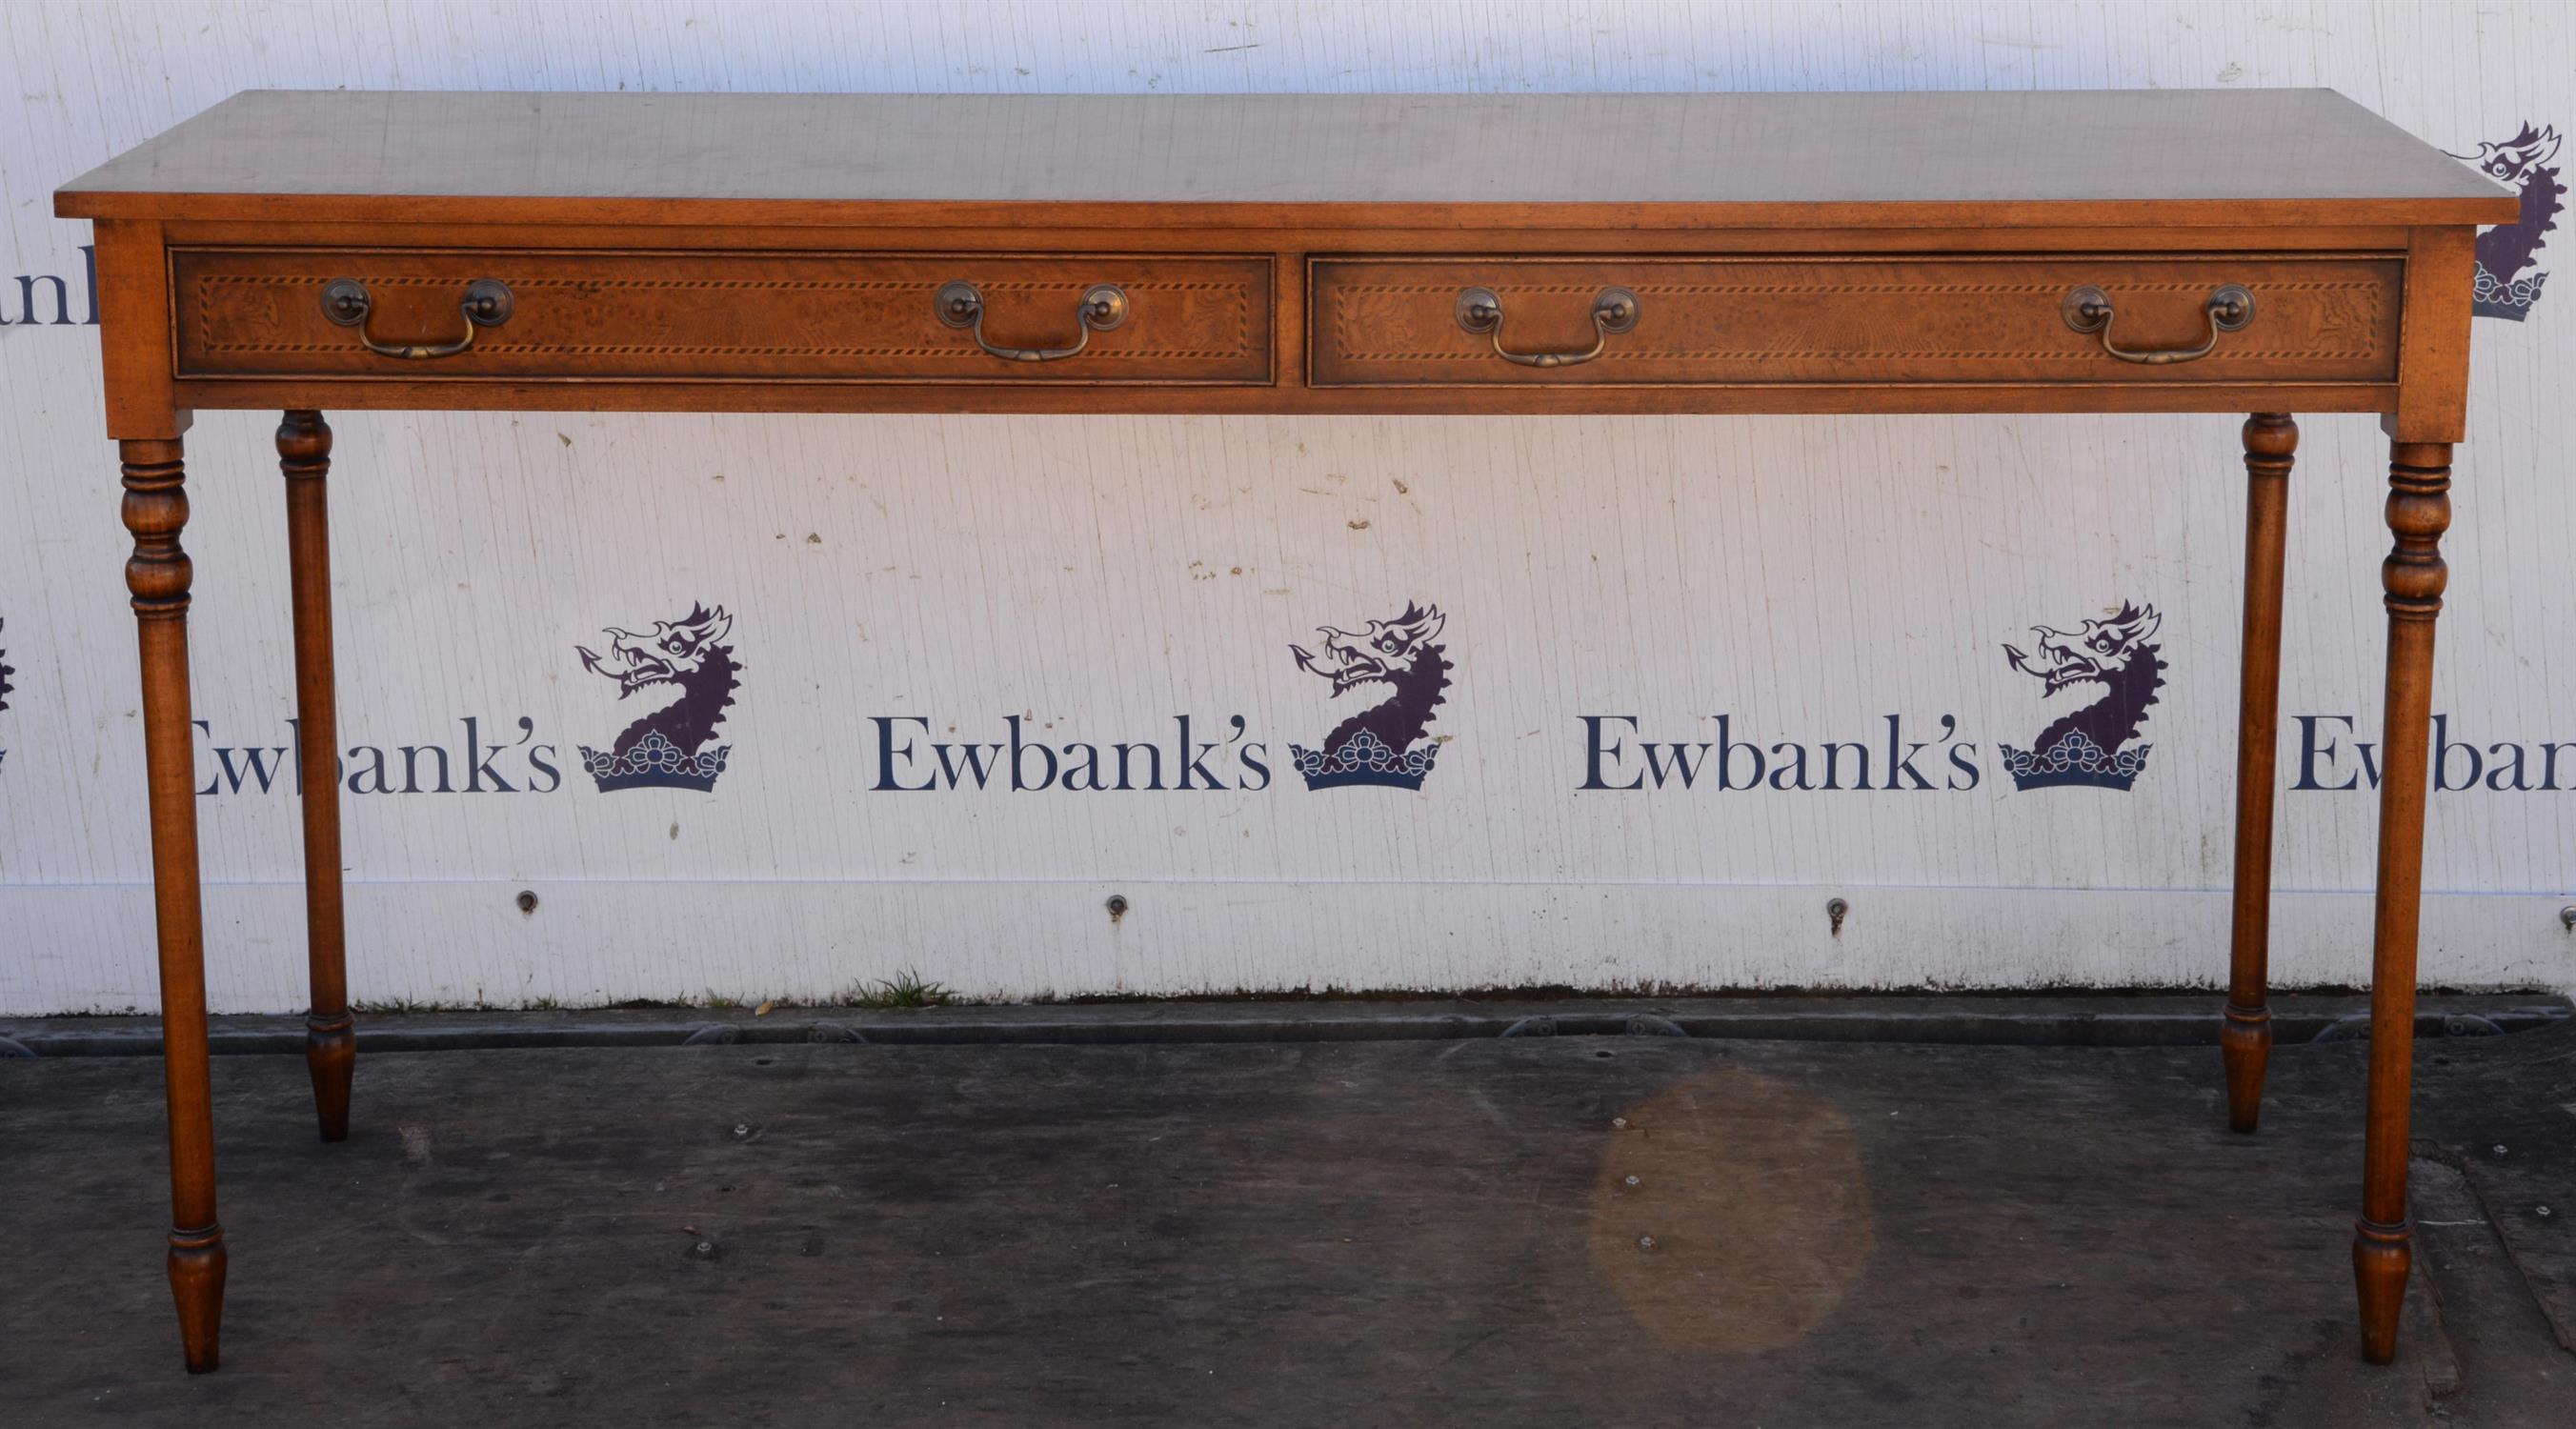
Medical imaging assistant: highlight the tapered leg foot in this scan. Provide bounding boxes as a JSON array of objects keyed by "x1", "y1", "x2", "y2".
[
  {"x1": 2220, "y1": 1002, "x2": 2271, "y2": 1134},
  {"x1": 2353, "y1": 1217, "x2": 2411, "y2": 1364},
  {"x1": 280, "y1": 411, "x2": 355, "y2": 1142},
  {"x1": 2224, "y1": 413, "x2": 2295, "y2": 1134},
  {"x1": 168, "y1": 1224, "x2": 226, "y2": 1373},
  {"x1": 305, "y1": 1011, "x2": 355, "y2": 1142},
  {"x1": 127, "y1": 437, "x2": 229, "y2": 1373},
  {"x1": 2352, "y1": 439, "x2": 2451, "y2": 1366}
]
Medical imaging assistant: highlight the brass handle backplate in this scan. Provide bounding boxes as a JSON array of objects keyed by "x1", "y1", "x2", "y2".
[
  {"x1": 1454, "y1": 286, "x2": 1640, "y2": 368},
  {"x1": 936, "y1": 281, "x2": 1129, "y2": 362},
  {"x1": 322, "y1": 277, "x2": 513, "y2": 359},
  {"x1": 2062, "y1": 283, "x2": 2254, "y2": 366}
]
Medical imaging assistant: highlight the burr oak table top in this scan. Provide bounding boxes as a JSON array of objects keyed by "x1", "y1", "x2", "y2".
[{"x1": 56, "y1": 88, "x2": 2516, "y2": 229}]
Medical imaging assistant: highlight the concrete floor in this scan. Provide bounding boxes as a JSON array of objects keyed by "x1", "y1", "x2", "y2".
[{"x1": 4, "y1": 998, "x2": 2572, "y2": 1427}]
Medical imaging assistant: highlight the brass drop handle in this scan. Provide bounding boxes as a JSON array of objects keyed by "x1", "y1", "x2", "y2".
[
  {"x1": 936, "y1": 281, "x2": 1128, "y2": 362},
  {"x1": 1454, "y1": 286, "x2": 1640, "y2": 368},
  {"x1": 321, "y1": 277, "x2": 513, "y2": 359},
  {"x1": 2062, "y1": 284, "x2": 2255, "y2": 366}
]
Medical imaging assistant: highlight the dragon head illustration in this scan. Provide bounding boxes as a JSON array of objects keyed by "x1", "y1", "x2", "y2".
[
  {"x1": 2454, "y1": 123, "x2": 2562, "y2": 187},
  {"x1": 574, "y1": 602, "x2": 741, "y2": 789},
  {"x1": 1290, "y1": 601, "x2": 1447, "y2": 699},
  {"x1": 577, "y1": 603, "x2": 734, "y2": 701},
  {"x1": 1287, "y1": 600, "x2": 1454, "y2": 788},
  {"x1": 2002, "y1": 601, "x2": 2163, "y2": 700},
  {"x1": 2451, "y1": 120, "x2": 2565, "y2": 316},
  {"x1": 1999, "y1": 600, "x2": 2167, "y2": 789}
]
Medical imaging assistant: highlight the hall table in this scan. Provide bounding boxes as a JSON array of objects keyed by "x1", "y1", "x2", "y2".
[{"x1": 55, "y1": 89, "x2": 2516, "y2": 1374}]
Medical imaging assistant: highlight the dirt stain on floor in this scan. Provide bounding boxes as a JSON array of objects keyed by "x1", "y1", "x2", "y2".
[{"x1": 1589, "y1": 1066, "x2": 1876, "y2": 1354}]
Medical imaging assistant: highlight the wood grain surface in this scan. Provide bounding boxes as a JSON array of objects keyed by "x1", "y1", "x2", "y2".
[
  {"x1": 1308, "y1": 255, "x2": 2403, "y2": 387},
  {"x1": 172, "y1": 250, "x2": 1276, "y2": 384},
  {"x1": 55, "y1": 89, "x2": 2516, "y2": 228}
]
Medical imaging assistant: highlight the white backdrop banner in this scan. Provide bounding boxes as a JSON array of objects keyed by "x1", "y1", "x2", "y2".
[{"x1": 2, "y1": 1, "x2": 2570, "y2": 1012}]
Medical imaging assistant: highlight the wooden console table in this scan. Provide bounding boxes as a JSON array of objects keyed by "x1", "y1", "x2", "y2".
[{"x1": 56, "y1": 90, "x2": 2514, "y2": 1373}]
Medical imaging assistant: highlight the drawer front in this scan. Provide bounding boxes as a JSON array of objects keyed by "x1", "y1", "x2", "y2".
[
  {"x1": 1309, "y1": 256, "x2": 2400, "y2": 387},
  {"x1": 172, "y1": 250, "x2": 1273, "y2": 384}
]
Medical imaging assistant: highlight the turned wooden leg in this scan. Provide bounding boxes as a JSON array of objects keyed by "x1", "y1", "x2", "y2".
[
  {"x1": 280, "y1": 412, "x2": 354, "y2": 1141},
  {"x1": 2354, "y1": 440, "x2": 2450, "y2": 1364},
  {"x1": 2224, "y1": 413, "x2": 2295, "y2": 1133},
  {"x1": 124, "y1": 437, "x2": 227, "y2": 1373}
]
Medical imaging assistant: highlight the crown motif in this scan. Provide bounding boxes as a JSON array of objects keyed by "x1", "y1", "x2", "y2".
[
  {"x1": 580, "y1": 729, "x2": 730, "y2": 793},
  {"x1": 2472, "y1": 262, "x2": 2546, "y2": 321},
  {"x1": 2000, "y1": 730, "x2": 2151, "y2": 792},
  {"x1": 1289, "y1": 730, "x2": 1439, "y2": 791}
]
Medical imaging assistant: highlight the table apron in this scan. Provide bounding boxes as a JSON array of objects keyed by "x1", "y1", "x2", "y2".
[{"x1": 164, "y1": 375, "x2": 2396, "y2": 418}]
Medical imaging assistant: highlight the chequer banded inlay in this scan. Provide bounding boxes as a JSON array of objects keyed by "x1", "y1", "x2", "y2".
[
  {"x1": 1325, "y1": 280, "x2": 2388, "y2": 365},
  {"x1": 190, "y1": 272, "x2": 1258, "y2": 363}
]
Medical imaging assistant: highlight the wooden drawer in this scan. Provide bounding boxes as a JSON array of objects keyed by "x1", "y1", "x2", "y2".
[
  {"x1": 171, "y1": 249, "x2": 1273, "y2": 384},
  {"x1": 1308, "y1": 256, "x2": 2401, "y2": 387}
]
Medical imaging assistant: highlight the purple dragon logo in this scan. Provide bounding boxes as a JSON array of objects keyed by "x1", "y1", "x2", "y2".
[
  {"x1": 1288, "y1": 601, "x2": 1452, "y2": 790},
  {"x1": 2451, "y1": 122, "x2": 2562, "y2": 320},
  {"x1": 1999, "y1": 601, "x2": 2165, "y2": 792},
  {"x1": 575, "y1": 603, "x2": 740, "y2": 792}
]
